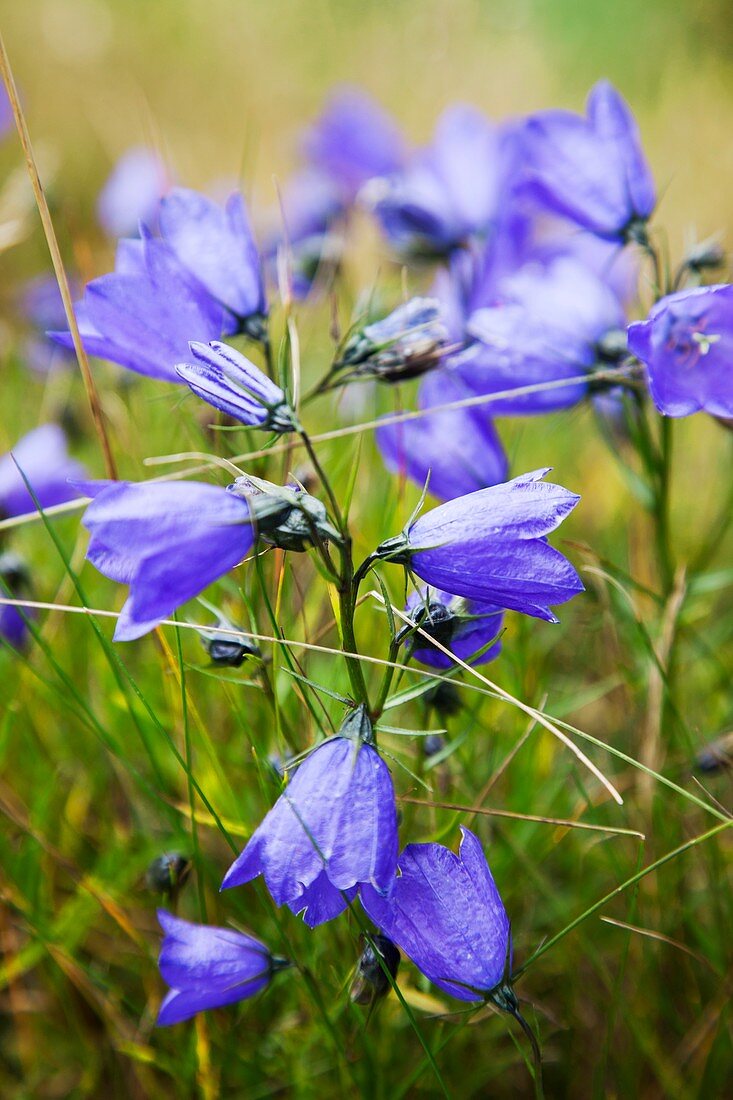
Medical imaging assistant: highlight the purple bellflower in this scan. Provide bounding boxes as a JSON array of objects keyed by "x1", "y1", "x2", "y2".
[
  {"x1": 156, "y1": 910, "x2": 287, "y2": 1026},
  {"x1": 158, "y1": 188, "x2": 267, "y2": 336},
  {"x1": 19, "y1": 275, "x2": 78, "y2": 374},
  {"x1": 627, "y1": 284, "x2": 733, "y2": 418},
  {"x1": 377, "y1": 370, "x2": 508, "y2": 501},
  {"x1": 369, "y1": 105, "x2": 510, "y2": 257},
  {"x1": 361, "y1": 828, "x2": 511, "y2": 1002},
  {"x1": 176, "y1": 341, "x2": 297, "y2": 431},
  {"x1": 521, "y1": 80, "x2": 655, "y2": 240},
  {"x1": 272, "y1": 168, "x2": 345, "y2": 298},
  {"x1": 77, "y1": 479, "x2": 256, "y2": 641},
  {"x1": 304, "y1": 86, "x2": 406, "y2": 202},
  {"x1": 456, "y1": 255, "x2": 626, "y2": 415},
  {"x1": 97, "y1": 147, "x2": 167, "y2": 238},
  {"x1": 400, "y1": 586, "x2": 504, "y2": 670},
  {"x1": 373, "y1": 468, "x2": 583, "y2": 623},
  {"x1": 0, "y1": 552, "x2": 33, "y2": 651},
  {"x1": 50, "y1": 232, "x2": 225, "y2": 383},
  {"x1": 222, "y1": 706, "x2": 398, "y2": 928},
  {"x1": 0, "y1": 424, "x2": 86, "y2": 519}
]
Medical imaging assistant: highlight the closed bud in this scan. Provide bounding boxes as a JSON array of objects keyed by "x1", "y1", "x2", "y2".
[
  {"x1": 228, "y1": 474, "x2": 341, "y2": 551},
  {"x1": 350, "y1": 934, "x2": 400, "y2": 1006},
  {"x1": 336, "y1": 298, "x2": 450, "y2": 383},
  {"x1": 683, "y1": 237, "x2": 726, "y2": 274},
  {"x1": 145, "y1": 853, "x2": 191, "y2": 898}
]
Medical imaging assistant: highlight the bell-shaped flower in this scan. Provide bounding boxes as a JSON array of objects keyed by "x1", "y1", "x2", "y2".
[
  {"x1": 176, "y1": 341, "x2": 297, "y2": 432},
  {"x1": 158, "y1": 188, "x2": 266, "y2": 334},
  {"x1": 304, "y1": 86, "x2": 406, "y2": 202},
  {"x1": 627, "y1": 284, "x2": 733, "y2": 417},
  {"x1": 222, "y1": 706, "x2": 398, "y2": 928},
  {"x1": 49, "y1": 232, "x2": 225, "y2": 383},
  {"x1": 97, "y1": 147, "x2": 166, "y2": 238},
  {"x1": 374, "y1": 468, "x2": 583, "y2": 623},
  {"x1": 377, "y1": 370, "x2": 508, "y2": 501},
  {"x1": 0, "y1": 424, "x2": 86, "y2": 518},
  {"x1": 400, "y1": 586, "x2": 504, "y2": 670},
  {"x1": 156, "y1": 910, "x2": 286, "y2": 1026},
  {"x1": 77, "y1": 479, "x2": 255, "y2": 641},
  {"x1": 368, "y1": 105, "x2": 512, "y2": 257},
  {"x1": 520, "y1": 80, "x2": 655, "y2": 240},
  {"x1": 361, "y1": 828, "x2": 511, "y2": 1002}
]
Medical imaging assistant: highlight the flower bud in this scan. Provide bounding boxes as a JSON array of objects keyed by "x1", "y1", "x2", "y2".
[
  {"x1": 228, "y1": 474, "x2": 340, "y2": 551},
  {"x1": 145, "y1": 853, "x2": 191, "y2": 898},
  {"x1": 350, "y1": 934, "x2": 401, "y2": 1006},
  {"x1": 336, "y1": 298, "x2": 450, "y2": 383},
  {"x1": 695, "y1": 731, "x2": 733, "y2": 774}
]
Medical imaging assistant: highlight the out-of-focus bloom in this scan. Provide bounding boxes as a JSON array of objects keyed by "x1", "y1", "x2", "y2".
[
  {"x1": 19, "y1": 275, "x2": 77, "y2": 374},
  {"x1": 457, "y1": 255, "x2": 626, "y2": 415},
  {"x1": 145, "y1": 853, "x2": 191, "y2": 898},
  {"x1": 304, "y1": 86, "x2": 405, "y2": 201},
  {"x1": 156, "y1": 910, "x2": 285, "y2": 1026},
  {"x1": 97, "y1": 147, "x2": 167, "y2": 238},
  {"x1": 350, "y1": 933, "x2": 401, "y2": 1007},
  {"x1": 694, "y1": 731, "x2": 733, "y2": 774},
  {"x1": 50, "y1": 232, "x2": 224, "y2": 383},
  {"x1": 227, "y1": 474, "x2": 340, "y2": 551},
  {"x1": 336, "y1": 298, "x2": 450, "y2": 382},
  {"x1": 374, "y1": 468, "x2": 583, "y2": 623},
  {"x1": 377, "y1": 370, "x2": 508, "y2": 500},
  {"x1": 222, "y1": 705, "x2": 398, "y2": 928},
  {"x1": 0, "y1": 552, "x2": 33, "y2": 651},
  {"x1": 369, "y1": 105, "x2": 512, "y2": 257},
  {"x1": 361, "y1": 827, "x2": 511, "y2": 1002},
  {"x1": 520, "y1": 81, "x2": 655, "y2": 240},
  {"x1": 627, "y1": 284, "x2": 733, "y2": 417},
  {"x1": 0, "y1": 84, "x2": 12, "y2": 139},
  {"x1": 159, "y1": 189, "x2": 267, "y2": 334},
  {"x1": 176, "y1": 341, "x2": 296, "y2": 431},
  {"x1": 273, "y1": 169, "x2": 345, "y2": 298},
  {"x1": 0, "y1": 424, "x2": 85, "y2": 518},
  {"x1": 77, "y1": 479, "x2": 255, "y2": 641},
  {"x1": 400, "y1": 586, "x2": 504, "y2": 669}
]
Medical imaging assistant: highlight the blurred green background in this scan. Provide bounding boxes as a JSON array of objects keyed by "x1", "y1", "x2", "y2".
[{"x1": 1, "y1": 2, "x2": 733, "y2": 1098}]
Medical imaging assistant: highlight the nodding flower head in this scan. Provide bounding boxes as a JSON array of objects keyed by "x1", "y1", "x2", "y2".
[{"x1": 399, "y1": 586, "x2": 504, "y2": 670}]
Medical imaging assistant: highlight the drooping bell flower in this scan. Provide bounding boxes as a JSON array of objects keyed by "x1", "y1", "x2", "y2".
[
  {"x1": 368, "y1": 105, "x2": 512, "y2": 258},
  {"x1": 303, "y1": 86, "x2": 406, "y2": 202},
  {"x1": 376, "y1": 369, "x2": 508, "y2": 501},
  {"x1": 158, "y1": 188, "x2": 267, "y2": 337},
  {"x1": 373, "y1": 468, "x2": 583, "y2": 623},
  {"x1": 156, "y1": 910, "x2": 288, "y2": 1026},
  {"x1": 49, "y1": 232, "x2": 225, "y2": 383},
  {"x1": 221, "y1": 705, "x2": 398, "y2": 928},
  {"x1": 97, "y1": 147, "x2": 167, "y2": 238},
  {"x1": 176, "y1": 341, "x2": 297, "y2": 431},
  {"x1": 399, "y1": 586, "x2": 504, "y2": 670},
  {"x1": 520, "y1": 80, "x2": 655, "y2": 241},
  {"x1": 77, "y1": 479, "x2": 256, "y2": 641},
  {"x1": 456, "y1": 255, "x2": 626, "y2": 415},
  {"x1": 360, "y1": 828, "x2": 511, "y2": 1002},
  {"x1": 627, "y1": 284, "x2": 733, "y2": 417},
  {"x1": 0, "y1": 424, "x2": 86, "y2": 519}
]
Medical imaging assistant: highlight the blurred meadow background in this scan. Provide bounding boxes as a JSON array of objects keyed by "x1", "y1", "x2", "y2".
[{"x1": 1, "y1": 0, "x2": 733, "y2": 1096}]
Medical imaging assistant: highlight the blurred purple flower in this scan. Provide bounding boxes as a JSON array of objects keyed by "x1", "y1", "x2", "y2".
[
  {"x1": 375, "y1": 468, "x2": 583, "y2": 623},
  {"x1": 377, "y1": 370, "x2": 508, "y2": 501},
  {"x1": 49, "y1": 232, "x2": 225, "y2": 383},
  {"x1": 156, "y1": 910, "x2": 283, "y2": 1026},
  {"x1": 97, "y1": 147, "x2": 167, "y2": 238},
  {"x1": 520, "y1": 81, "x2": 655, "y2": 240},
  {"x1": 222, "y1": 706, "x2": 398, "y2": 928},
  {"x1": 369, "y1": 105, "x2": 515, "y2": 257},
  {"x1": 456, "y1": 255, "x2": 626, "y2": 414},
  {"x1": 18, "y1": 276, "x2": 78, "y2": 374},
  {"x1": 401, "y1": 586, "x2": 504, "y2": 670},
  {"x1": 361, "y1": 827, "x2": 510, "y2": 1001},
  {"x1": 0, "y1": 424, "x2": 86, "y2": 519},
  {"x1": 0, "y1": 83, "x2": 13, "y2": 139},
  {"x1": 304, "y1": 86, "x2": 406, "y2": 201},
  {"x1": 77, "y1": 479, "x2": 254, "y2": 641},
  {"x1": 628, "y1": 284, "x2": 733, "y2": 418},
  {"x1": 0, "y1": 552, "x2": 33, "y2": 651},
  {"x1": 159, "y1": 189, "x2": 267, "y2": 333},
  {"x1": 176, "y1": 341, "x2": 296, "y2": 431}
]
